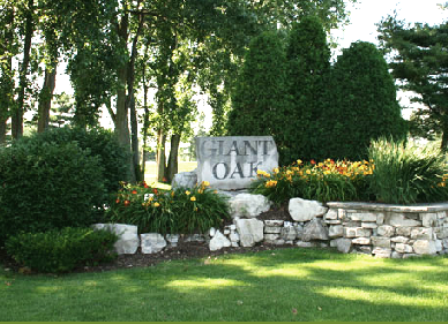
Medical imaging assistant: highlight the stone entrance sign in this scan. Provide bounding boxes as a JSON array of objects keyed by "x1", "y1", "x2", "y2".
[{"x1": 195, "y1": 136, "x2": 279, "y2": 190}]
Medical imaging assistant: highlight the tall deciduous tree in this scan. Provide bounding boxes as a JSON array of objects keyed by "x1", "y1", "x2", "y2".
[{"x1": 378, "y1": 17, "x2": 448, "y2": 149}]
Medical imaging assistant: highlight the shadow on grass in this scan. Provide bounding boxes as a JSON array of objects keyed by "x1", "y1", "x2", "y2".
[{"x1": 1, "y1": 247, "x2": 447, "y2": 321}]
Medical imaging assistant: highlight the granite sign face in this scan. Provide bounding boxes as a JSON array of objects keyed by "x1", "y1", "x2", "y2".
[{"x1": 195, "y1": 136, "x2": 279, "y2": 190}]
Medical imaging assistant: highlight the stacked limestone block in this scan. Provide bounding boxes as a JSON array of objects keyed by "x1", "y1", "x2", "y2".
[{"x1": 325, "y1": 202, "x2": 448, "y2": 258}]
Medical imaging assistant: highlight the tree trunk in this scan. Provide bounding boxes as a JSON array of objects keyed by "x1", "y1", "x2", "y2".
[
  {"x1": 156, "y1": 131, "x2": 166, "y2": 182},
  {"x1": 114, "y1": 11, "x2": 136, "y2": 183},
  {"x1": 126, "y1": 14, "x2": 144, "y2": 182},
  {"x1": 130, "y1": 95, "x2": 143, "y2": 181},
  {"x1": 141, "y1": 64, "x2": 150, "y2": 178},
  {"x1": 0, "y1": 6, "x2": 14, "y2": 144},
  {"x1": 441, "y1": 114, "x2": 448, "y2": 152},
  {"x1": 37, "y1": 64, "x2": 57, "y2": 133},
  {"x1": 165, "y1": 134, "x2": 181, "y2": 183},
  {"x1": 12, "y1": 0, "x2": 33, "y2": 139},
  {"x1": 0, "y1": 120, "x2": 7, "y2": 145}
]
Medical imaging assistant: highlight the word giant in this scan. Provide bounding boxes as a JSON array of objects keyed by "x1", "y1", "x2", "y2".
[{"x1": 195, "y1": 136, "x2": 279, "y2": 190}]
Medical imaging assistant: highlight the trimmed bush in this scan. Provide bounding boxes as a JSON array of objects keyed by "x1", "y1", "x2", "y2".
[
  {"x1": 368, "y1": 138, "x2": 448, "y2": 204},
  {"x1": 5, "y1": 227, "x2": 118, "y2": 273},
  {"x1": 106, "y1": 182, "x2": 230, "y2": 234},
  {"x1": 326, "y1": 42, "x2": 408, "y2": 160},
  {"x1": 284, "y1": 16, "x2": 331, "y2": 164},
  {"x1": 227, "y1": 31, "x2": 291, "y2": 151},
  {"x1": 0, "y1": 139, "x2": 106, "y2": 245},
  {"x1": 37, "y1": 126, "x2": 130, "y2": 194}
]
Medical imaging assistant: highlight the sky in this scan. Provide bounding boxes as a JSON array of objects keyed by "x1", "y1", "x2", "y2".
[
  {"x1": 53, "y1": 0, "x2": 447, "y2": 128},
  {"x1": 332, "y1": 0, "x2": 446, "y2": 52},
  {"x1": 330, "y1": 0, "x2": 446, "y2": 119}
]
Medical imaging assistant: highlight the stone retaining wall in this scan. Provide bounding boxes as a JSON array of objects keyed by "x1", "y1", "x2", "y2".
[
  {"x1": 324, "y1": 202, "x2": 448, "y2": 258},
  {"x1": 94, "y1": 196, "x2": 448, "y2": 259}
]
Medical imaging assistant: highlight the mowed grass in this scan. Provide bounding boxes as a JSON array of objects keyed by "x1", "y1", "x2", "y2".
[{"x1": 1, "y1": 248, "x2": 448, "y2": 321}]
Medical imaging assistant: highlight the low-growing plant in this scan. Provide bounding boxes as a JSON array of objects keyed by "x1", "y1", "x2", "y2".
[
  {"x1": 106, "y1": 181, "x2": 230, "y2": 234},
  {"x1": 251, "y1": 159, "x2": 375, "y2": 204},
  {"x1": 5, "y1": 227, "x2": 118, "y2": 273},
  {"x1": 368, "y1": 138, "x2": 448, "y2": 204}
]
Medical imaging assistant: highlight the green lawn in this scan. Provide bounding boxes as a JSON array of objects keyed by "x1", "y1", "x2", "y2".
[{"x1": 1, "y1": 248, "x2": 447, "y2": 321}]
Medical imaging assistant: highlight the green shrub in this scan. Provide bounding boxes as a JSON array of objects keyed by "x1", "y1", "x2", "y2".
[
  {"x1": 227, "y1": 31, "x2": 291, "y2": 149},
  {"x1": 37, "y1": 126, "x2": 130, "y2": 193},
  {"x1": 0, "y1": 139, "x2": 106, "y2": 245},
  {"x1": 5, "y1": 227, "x2": 118, "y2": 273},
  {"x1": 106, "y1": 182, "x2": 230, "y2": 234},
  {"x1": 251, "y1": 159, "x2": 374, "y2": 205},
  {"x1": 326, "y1": 42, "x2": 408, "y2": 160},
  {"x1": 367, "y1": 138, "x2": 448, "y2": 204},
  {"x1": 283, "y1": 16, "x2": 331, "y2": 164}
]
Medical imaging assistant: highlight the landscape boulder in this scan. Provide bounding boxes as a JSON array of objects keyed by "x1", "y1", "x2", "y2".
[
  {"x1": 229, "y1": 194, "x2": 270, "y2": 219},
  {"x1": 92, "y1": 223, "x2": 139, "y2": 255},
  {"x1": 141, "y1": 233, "x2": 167, "y2": 254},
  {"x1": 209, "y1": 230, "x2": 231, "y2": 251},
  {"x1": 288, "y1": 198, "x2": 328, "y2": 222},
  {"x1": 235, "y1": 219, "x2": 264, "y2": 247}
]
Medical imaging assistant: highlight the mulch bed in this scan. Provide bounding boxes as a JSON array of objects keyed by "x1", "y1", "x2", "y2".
[
  {"x1": 0, "y1": 241, "x2": 295, "y2": 275},
  {"x1": 0, "y1": 204, "x2": 297, "y2": 275}
]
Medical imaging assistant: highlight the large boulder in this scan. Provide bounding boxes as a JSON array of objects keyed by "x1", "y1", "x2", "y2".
[
  {"x1": 229, "y1": 194, "x2": 271, "y2": 219},
  {"x1": 171, "y1": 171, "x2": 197, "y2": 189},
  {"x1": 93, "y1": 223, "x2": 139, "y2": 255},
  {"x1": 301, "y1": 219, "x2": 329, "y2": 241},
  {"x1": 235, "y1": 219, "x2": 264, "y2": 247},
  {"x1": 209, "y1": 230, "x2": 231, "y2": 251},
  {"x1": 141, "y1": 233, "x2": 167, "y2": 254},
  {"x1": 288, "y1": 198, "x2": 328, "y2": 222}
]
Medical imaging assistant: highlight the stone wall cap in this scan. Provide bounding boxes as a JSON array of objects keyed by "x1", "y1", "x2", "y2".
[{"x1": 326, "y1": 201, "x2": 448, "y2": 213}]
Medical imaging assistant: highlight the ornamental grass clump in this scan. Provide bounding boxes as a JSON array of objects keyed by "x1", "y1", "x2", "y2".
[
  {"x1": 367, "y1": 138, "x2": 448, "y2": 204},
  {"x1": 106, "y1": 181, "x2": 230, "y2": 234},
  {"x1": 251, "y1": 159, "x2": 375, "y2": 204}
]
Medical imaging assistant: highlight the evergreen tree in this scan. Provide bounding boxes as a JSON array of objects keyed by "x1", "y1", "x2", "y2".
[
  {"x1": 329, "y1": 42, "x2": 407, "y2": 160},
  {"x1": 285, "y1": 16, "x2": 331, "y2": 163},
  {"x1": 228, "y1": 31, "x2": 290, "y2": 150},
  {"x1": 378, "y1": 18, "x2": 448, "y2": 149}
]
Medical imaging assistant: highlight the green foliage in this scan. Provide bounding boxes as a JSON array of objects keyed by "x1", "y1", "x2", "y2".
[
  {"x1": 5, "y1": 227, "x2": 118, "y2": 273},
  {"x1": 228, "y1": 31, "x2": 290, "y2": 146},
  {"x1": 378, "y1": 18, "x2": 448, "y2": 149},
  {"x1": 283, "y1": 16, "x2": 331, "y2": 164},
  {"x1": 0, "y1": 138, "x2": 106, "y2": 245},
  {"x1": 106, "y1": 182, "x2": 230, "y2": 234},
  {"x1": 327, "y1": 41, "x2": 407, "y2": 160},
  {"x1": 37, "y1": 126, "x2": 130, "y2": 194},
  {"x1": 251, "y1": 160, "x2": 374, "y2": 205},
  {"x1": 367, "y1": 138, "x2": 448, "y2": 204}
]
